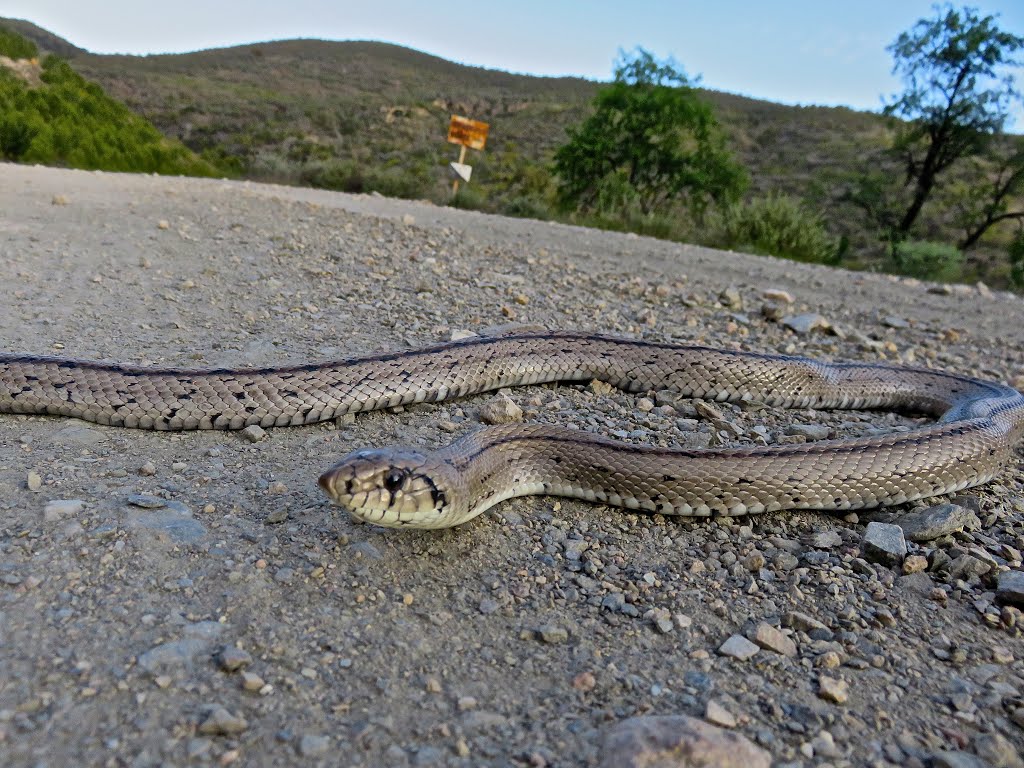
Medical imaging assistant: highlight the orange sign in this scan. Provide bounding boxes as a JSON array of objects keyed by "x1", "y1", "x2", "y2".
[{"x1": 447, "y1": 115, "x2": 489, "y2": 150}]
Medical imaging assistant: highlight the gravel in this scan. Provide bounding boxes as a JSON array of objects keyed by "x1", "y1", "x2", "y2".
[{"x1": 2, "y1": 164, "x2": 1024, "y2": 767}]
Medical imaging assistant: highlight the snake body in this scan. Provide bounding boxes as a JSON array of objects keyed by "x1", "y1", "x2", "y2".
[{"x1": 2, "y1": 331, "x2": 1022, "y2": 528}]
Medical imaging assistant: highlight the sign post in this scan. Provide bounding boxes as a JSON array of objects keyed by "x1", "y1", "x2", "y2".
[{"x1": 446, "y1": 115, "x2": 489, "y2": 195}]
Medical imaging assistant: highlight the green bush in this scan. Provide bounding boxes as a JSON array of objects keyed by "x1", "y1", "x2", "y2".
[
  {"x1": 450, "y1": 186, "x2": 487, "y2": 210},
  {"x1": 884, "y1": 240, "x2": 965, "y2": 281},
  {"x1": 0, "y1": 25, "x2": 38, "y2": 60},
  {"x1": 300, "y1": 161, "x2": 366, "y2": 193},
  {"x1": 0, "y1": 55, "x2": 221, "y2": 176},
  {"x1": 714, "y1": 194, "x2": 838, "y2": 263}
]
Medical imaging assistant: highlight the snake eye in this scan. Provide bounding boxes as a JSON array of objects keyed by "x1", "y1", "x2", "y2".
[{"x1": 384, "y1": 469, "x2": 406, "y2": 493}]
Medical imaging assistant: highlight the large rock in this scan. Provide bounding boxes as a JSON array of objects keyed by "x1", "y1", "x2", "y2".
[
  {"x1": 896, "y1": 503, "x2": 980, "y2": 542},
  {"x1": 600, "y1": 715, "x2": 771, "y2": 768},
  {"x1": 862, "y1": 522, "x2": 907, "y2": 567},
  {"x1": 997, "y1": 571, "x2": 1024, "y2": 606}
]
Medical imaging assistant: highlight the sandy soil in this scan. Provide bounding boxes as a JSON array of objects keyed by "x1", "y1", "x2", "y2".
[{"x1": 2, "y1": 163, "x2": 1024, "y2": 767}]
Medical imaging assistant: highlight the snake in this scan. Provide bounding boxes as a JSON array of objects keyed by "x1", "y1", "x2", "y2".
[{"x1": 1, "y1": 330, "x2": 1022, "y2": 529}]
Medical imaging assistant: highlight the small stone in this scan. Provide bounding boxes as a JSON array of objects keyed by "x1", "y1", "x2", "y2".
[
  {"x1": 817, "y1": 676, "x2": 849, "y2": 704},
  {"x1": 26, "y1": 471, "x2": 42, "y2": 492},
  {"x1": 216, "y1": 647, "x2": 252, "y2": 672},
  {"x1": 719, "y1": 286, "x2": 743, "y2": 309},
  {"x1": 782, "y1": 313, "x2": 830, "y2": 335},
  {"x1": 750, "y1": 622, "x2": 797, "y2": 657},
  {"x1": 537, "y1": 624, "x2": 568, "y2": 644},
  {"x1": 478, "y1": 395, "x2": 523, "y2": 425},
  {"x1": 705, "y1": 700, "x2": 736, "y2": 728},
  {"x1": 264, "y1": 508, "x2": 288, "y2": 525},
  {"x1": 762, "y1": 288, "x2": 794, "y2": 303},
  {"x1": 297, "y1": 734, "x2": 330, "y2": 757},
  {"x1": 599, "y1": 715, "x2": 771, "y2": 768},
  {"x1": 478, "y1": 598, "x2": 499, "y2": 615},
  {"x1": 138, "y1": 461, "x2": 157, "y2": 476},
  {"x1": 897, "y1": 503, "x2": 980, "y2": 542},
  {"x1": 931, "y1": 751, "x2": 991, "y2": 768},
  {"x1": 947, "y1": 554, "x2": 990, "y2": 580},
  {"x1": 882, "y1": 315, "x2": 909, "y2": 328},
  {"x1": 240, "y1": 425, "x2": 267, "y2": 443},
  {"x1": 401, "y1": 214, "x2": 415, "y2": 226},
  {"x1": 43, "y1": 499, "x2": 85, "y2": 522},
  {"x1": 973, "y1": 732, "x2": 1021, "y2": 768},
  {"x1": 425, "y1": 677, "x2": 443, "y2": 693},
  {"x1": 198, "y1": 706, "x2": 248, "y2": 735},
  {"x1": 646, "y1": 608, "x2": 674, "y2": 634},
  {"x1": 457, "y1": 696, "x2": 477, "y2": 711},
  {"x1": 51, "y1": 194, "x2": 69, "y2": 205},
  {"x1": 996, "y1": 571, "x2": 1024, "y2": 606},
  {"x1": 718, "y1": 634, "x2": 760, "y2": 661},
  {"x1": 573, "y1": 671, "x2": 597, "y2": 692},
  {"x1": 862, "y1": 522, "x2": 907, "y2": 566},
  {"x1": 786, "y1": 424, "x2": 831, "y2": 441},
  {"x1": 903, "y1": 555, "x2": 929, "y2": 574},
  {"x1": 810, "y1": 530, "x2": 842, "y2": 549},
  {"x1": 157, "y1": 219, "x2": 170, "y2": 230},
  {"x1": 240, "y1": 672, "x2": 264, "y2": 692}
]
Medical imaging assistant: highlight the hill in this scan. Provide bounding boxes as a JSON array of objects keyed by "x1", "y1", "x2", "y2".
[{"x1": 1, "y1": 17, "x2": 1018, "y2": 284}]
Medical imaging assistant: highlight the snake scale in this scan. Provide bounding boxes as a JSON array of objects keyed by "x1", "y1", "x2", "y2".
[{"x1": 2, "y1": 330, "x2": 1022, "y2": 528}]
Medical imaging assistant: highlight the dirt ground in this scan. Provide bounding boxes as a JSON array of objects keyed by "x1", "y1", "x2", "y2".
[{"x1": 2, "y1": 163, "x2": 1024, "y2": 767}]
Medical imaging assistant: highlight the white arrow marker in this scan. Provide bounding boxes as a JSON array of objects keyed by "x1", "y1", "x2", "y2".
[{"x1": 450, "y1": 162, "x2": 472, "y2": 183}]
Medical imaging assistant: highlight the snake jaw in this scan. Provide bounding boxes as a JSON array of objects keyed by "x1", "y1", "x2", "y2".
[{"x1": 318, "y1": 449, "x2": 462, "y2": 528}]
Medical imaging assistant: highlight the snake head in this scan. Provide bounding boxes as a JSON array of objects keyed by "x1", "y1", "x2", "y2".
[{"x1": 318, "y1": 448, "x2": 466, "y2": 528}]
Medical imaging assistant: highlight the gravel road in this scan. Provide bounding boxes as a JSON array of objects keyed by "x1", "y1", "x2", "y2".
[{"x1": 2, "y1": 163, "x2": 1024, "y2": 767}]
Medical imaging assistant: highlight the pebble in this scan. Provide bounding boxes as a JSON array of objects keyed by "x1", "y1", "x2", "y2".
[
  {"x1": 128, "y1": 503, "x2": 207, "y2": 544},
  {"x1": 931, "y1": 752, "x2": 990, "y2": 768},
  {"x1": 297, "y1": 734, "x2": 330, "y2": 757},
  {"x1": 817, "y1": 676, "x2": 849, "y2": 704},
  {"x1": 26, "y1": 471, "x2": 42, "y2": 491},
  {"x1": 216, "y1": 646, "x2": 252, "y2": 672},
  {"x1": 785, "y1": 424, "x2": 831, "y2": 440},
  {"x1": 43, "y1": 499, "x2": 85, "y2": 522},
  {"x1": 782, "y1": 313, "x2": 830, "y2": 334},
  {"x1": 762, "y1": 288, "x2": 794, "y2": 303},
  {"x1": 197, "y1": 706, "x2": 248, "y2": 735},
  {"x1": 973, "y1": 733, "x2": 1022, "y2": 768},
  {"x1": 537, "y1": 624, "x2": 568, "y2": 644},
  {"x1": 599, "y1": 715, "x2": 771, "y2": 768},
  {"x1": 897, "y1": 503, "x2": 980, "y2": 542},
  {"x1": 862, "y1": 522, "x2": 907, "y2": 566},
  {"x1": 241, "y1": 425, "x2": 267, "y2": 443},
  {"x1": 138, "y1": 461, "x2": 157, "y2": 476},
  {"x1": 705, "y1": 699, "x2": 737, "y2": 728},
  {"x1": 718, "y1": 634, "x2": 760, "y2": 661},
  {"x1": 903, "y1": 555, "x2": 929, "y2": 574},
  {"x1": 240, "y1": 672, "x2": 265, "y2": 692},
  {"x1": 810, "y1": 530, "x2": 842, "y2": 549},
  {"x1": 478, "y1": 394, "x2": 523, "y2": 425},
  {"x1": 750, "y1": 622, "x2": 797, "y2": 657}
]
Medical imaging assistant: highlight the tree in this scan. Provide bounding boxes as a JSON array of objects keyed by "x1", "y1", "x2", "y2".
[
  {"x1": 553, "y1": 49, "x2": 746, "y2": 219},
  {"x1": 883, "y1": 4, "x2": 1024, "y2": 237},
  {"x1": 952, "y1": 137, "x2": 1024, "y2": 249}
]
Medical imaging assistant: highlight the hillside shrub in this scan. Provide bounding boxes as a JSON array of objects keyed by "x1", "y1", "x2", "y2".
[
  {"x1": 0, "y1": 25, "x2": 38, "y2": 60},
  {"x1": 0, "y1": 52, "x2": 220, "y2": 176},
  {"x1": 714, "y1": 194, "x2": 838, "y2": 263},
  {"x1": 884, "y1": 240, "x2": 965, "y2": 281}
]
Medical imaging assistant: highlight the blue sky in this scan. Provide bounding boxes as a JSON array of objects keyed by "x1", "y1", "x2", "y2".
[{"x1": 4, "y1": 1, "x2": 1024, "y2": 126}]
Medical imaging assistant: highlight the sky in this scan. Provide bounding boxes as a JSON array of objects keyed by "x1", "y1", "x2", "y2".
[{"x1": 3, "y1": 1, "x2": 1024, "y2": 127}]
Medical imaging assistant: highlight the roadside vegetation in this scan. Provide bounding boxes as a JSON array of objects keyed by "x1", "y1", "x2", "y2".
[
  {"x1": 2, "y1": 6, "x2": 1023, "y2": 286},
  {"x1": 0, "y1": 24, "x2": 220, "y2": 176}
]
